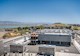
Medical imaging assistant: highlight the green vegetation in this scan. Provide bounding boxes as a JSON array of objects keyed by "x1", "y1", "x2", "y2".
[
  {"x1": 51, "y1": 23, "x2": 71, "y2": 29},
  {"x1": 72, "y1": 26, "x2": 80, "y2": 30},
  {"x1": 35, "y1": 25, "x2": 45, "y2": 29},
  {"x1": 3, "y1": 26, "x2": 31, "y2": 38},
  {"x1": 3, "y1": 23, "x2": 80, "y2": 38}
]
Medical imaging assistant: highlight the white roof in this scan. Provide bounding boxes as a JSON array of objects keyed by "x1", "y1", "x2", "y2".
[
  {"x1": 14, "y1": 37, "x2": 30, "y2": 45},
  {"x1": 3, "y1": 36, "x2": 22, "y2": 43},
  {"x1": 39, "y1": 45, "x2": 55, "y2": 48},
  {"x1": 36, "y1": 29, "x2": 72, "y2": 35},
  {"x1": 3, "y1": 36, "x2": 30, "y2": 45},
  {"x1": 44, "y1": 33, "x2": 71, "y2": 35},
  {"x1": 14, "y1": 38, "x2": 24, "y2": 44}
]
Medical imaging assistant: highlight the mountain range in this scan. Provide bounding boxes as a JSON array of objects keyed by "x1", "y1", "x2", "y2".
[{"x1": 0, "y1": 21, "x2": 50, "y2": 28}]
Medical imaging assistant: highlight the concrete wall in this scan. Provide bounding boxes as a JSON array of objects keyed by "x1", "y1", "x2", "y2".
[
  {"x1": 10, "y1": 45, "x2": 24, "y2": 53},
  {"x1": 26, "y1": 45, "x2": 39, "y2": 53},
  {"x1": 73, "y1": 40, "x2": 80, "y2": 53},
  {"x1": 55, "y1": 52, "x2": 80, "y2": 56},
  {"x1": 38, "y1": 34, "x2": 72, "y2": 42},
  {"x1": 0, "y1": 40, "x2": 4, "y2": 55},
  {"x1": 39, "y1": 47, "x2": 55, "y2": 55}
]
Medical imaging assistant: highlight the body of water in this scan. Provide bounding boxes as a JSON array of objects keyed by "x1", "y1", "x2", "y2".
[{"x1": 0, "y1": 25, "x2": 26, "y2": 29}]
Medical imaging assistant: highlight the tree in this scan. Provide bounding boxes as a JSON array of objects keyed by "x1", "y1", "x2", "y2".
[
  {"x1": 35, "y1": 25, "x2": 44, "y2": 29},
  {"x1": 23, "y1": 26, "x2": 30, "y2": 30},
  {"x1": 17, "y1": 27, "x2": 22, "y2": 31}
]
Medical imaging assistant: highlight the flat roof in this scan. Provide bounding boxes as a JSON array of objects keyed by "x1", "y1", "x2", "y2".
[
  {"x1": 3, "y1": 35, "x2": 31, "y2": 46},
  {"x1": 3, "y1": 36, "x2": 23, "y2": 43},
  {"x1": 56, "y1": 44, "x2": 79, "y2": 54},
  {"x1": 44, "y1": 33, "x2": 71, "y2": 35},
  {"x1": 13, "y1": 37, "x2": 29, "y2": 44},
  {"x1": 26, "y1": 44, "x2": 80, "y2": 54},
  {"x1": 36, "y1": 29, "x2": 72, "y2": 35},
  {"x1": 11, "y1": 37, "x2": 31, "y2": 45},
  {"x1": 39, "y1": 45, "x2": 55, "y2": 48}
]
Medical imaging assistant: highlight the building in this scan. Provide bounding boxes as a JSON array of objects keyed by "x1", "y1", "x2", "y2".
[
  {"x1": 0, "y1": 40, "x2": 4, "y2": 56},
  {"x1": 73, "y1": 31, "x2": 80, "y2": 53},
  {"x1": 10, "y1": 35, "x2": 30, "y2": 53},
  {"x1": 26, "y1": 45, "x2": 80, "y2": 56},
  {"x1": 26, "y1": 29, "x2": 80, "y2": 56},
  {"x1": 37, "y1": 29, "x2": 72, "y2": 46},
  {"x1": 29, "y1": 32, "x2": 38, "y2": 45},
  {"x1": 0, "y1": 35, "x2": 30, "y2": 56},
  {"x1": 26, "y1": 45, "x2": 55, "y2": 56},
  {"x1": 38, "y1": 45, "x2": 55, "y2": 56},
  {"x1": 10, "y1": 44, "x2": 26, "y2": 53},
  {"x1": 38, "y1": 33, "x2": 72, "y2": 46}
]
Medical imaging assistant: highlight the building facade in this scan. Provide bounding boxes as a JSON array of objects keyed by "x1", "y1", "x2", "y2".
[
  {"x1": 38, "y1": 33, "x2": 72, "y2": 46},
  {"x1": 38, "y1": 45, "x2": 55, "y2": 56}
]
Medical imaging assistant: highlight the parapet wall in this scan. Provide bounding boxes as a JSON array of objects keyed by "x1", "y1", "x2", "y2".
[{"x1": 55, "y1": 52, "x2": 80, "y2": 56}]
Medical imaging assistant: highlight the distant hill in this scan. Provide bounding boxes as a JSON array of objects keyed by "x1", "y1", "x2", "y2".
[
  {"x1": 0, "y1": 21, "x2": 50, "y2": 28},
  {"x1": 51, "y1": 23, "x2": 68, "y2": 27},
  {"x1": 0, "y1": 21, "x2": 25, "y2": 24},
  {"x1": 1, "y1": 21, "x2": 79, "y2": 29},
  {"x1": 68, "y1": 24, "x2": 80, "y2": 27}
]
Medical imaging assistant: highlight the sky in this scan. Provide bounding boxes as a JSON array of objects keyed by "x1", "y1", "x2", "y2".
[{"x1": 0, "y1": 0, "x2": 80, "y2": 24}]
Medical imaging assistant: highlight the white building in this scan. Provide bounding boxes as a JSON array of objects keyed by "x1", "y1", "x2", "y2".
[{"x1": 38, "y1": 29, "x2": 72, "y2": 46}]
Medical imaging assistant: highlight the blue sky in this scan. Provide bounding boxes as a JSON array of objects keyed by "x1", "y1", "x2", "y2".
[{"x1": 0, "y1": 0, "x2": 80, "y2": 24}]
